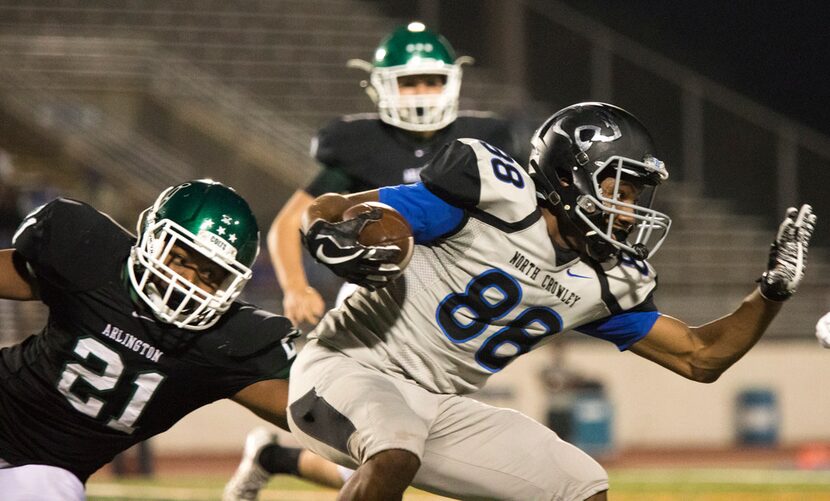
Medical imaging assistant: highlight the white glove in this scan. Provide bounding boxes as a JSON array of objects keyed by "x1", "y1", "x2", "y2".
[
  {"x1": 816, "y1": 312, "x2": 830, "y2": 349},
  {"x1": 758, "y1": 204, "x2": 816, "y2": 301}
]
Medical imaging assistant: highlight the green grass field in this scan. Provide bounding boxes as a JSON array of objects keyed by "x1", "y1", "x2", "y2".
[{"x1": 86, "y1": 467, "x2": 830, "y2": 500}]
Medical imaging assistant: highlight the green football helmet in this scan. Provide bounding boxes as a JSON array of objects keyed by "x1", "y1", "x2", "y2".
[
  {"x1": 349, "y1": 22, "x2": 469, "y2": 132},
  {"x1": 128, "y1": 179, "x2": 260, "y2": 330}
]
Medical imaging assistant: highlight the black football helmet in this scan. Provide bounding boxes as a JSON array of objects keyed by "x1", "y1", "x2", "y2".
[{"x1": 528, "y1": 102, "x2": 671, "y2": 262}]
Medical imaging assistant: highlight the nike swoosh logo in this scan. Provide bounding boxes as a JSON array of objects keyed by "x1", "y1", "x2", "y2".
[
  {"x1": 11, "y1": 217, "x2": 37, "y2": 244},
  {"x1": 315, "y1": 245, "x2": 362, "y2": 265},
  {"x1": 566, "y1": 269, "x2": 591, "y2": 279}
]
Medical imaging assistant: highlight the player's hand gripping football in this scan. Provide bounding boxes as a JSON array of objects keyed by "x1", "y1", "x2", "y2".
[
  {"x1": 758, "y1": 204, "x2": 816, "y2": 301},
  {"x1": 302, "y1": 208, "x2": 402, "y2": 290}
]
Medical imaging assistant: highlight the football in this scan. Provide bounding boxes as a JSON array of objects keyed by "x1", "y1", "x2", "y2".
[{"x1": 342, "y1": 201, "x2": 414, "y2": 269}]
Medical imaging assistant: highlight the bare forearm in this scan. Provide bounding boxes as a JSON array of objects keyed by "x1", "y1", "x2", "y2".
[
  {"x1": 269, "y1": 212, "x2": 310, "y2": 291},
  {"x1": 269, "y1": 191, "x2": 318, "y2": 292},
  {"x1": 688, "y1": 204, "x2": 813, "y2": 378},
  {"x1": 232, "y1": 379, "x2": 291, "y2": 432},
  {"x1": 690, "y1": 288, "x2": 782, "y2": 375},
  {"x1": 632, "y1": 288, "x2": 784, "y2": 383}
]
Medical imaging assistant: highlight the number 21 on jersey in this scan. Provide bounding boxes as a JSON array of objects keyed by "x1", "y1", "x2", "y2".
[{"x1": 57, "y1": 337, "x2": 165, "y2": 434}]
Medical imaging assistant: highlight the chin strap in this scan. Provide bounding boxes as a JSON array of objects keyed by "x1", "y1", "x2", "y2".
[
  {"x1": 583, "y1": 231, "x2": 617, "y2": 262},
  {"x1": 629, "y1": 243, "x2": 649, "y2": 261}
]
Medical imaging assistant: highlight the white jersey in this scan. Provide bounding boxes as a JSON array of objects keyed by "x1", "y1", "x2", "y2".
[{"x1": 310, "y1": 138, "x2": 658, "y2": 394}]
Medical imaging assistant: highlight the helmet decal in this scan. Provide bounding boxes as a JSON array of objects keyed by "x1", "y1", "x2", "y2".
[
  {"x1": 552, "y1": 113, "x2": 623, "y2": 165},
  {"x1": 194, "y1": 213, "x2": 246, "y2": 259},
  {"x1": 573, "y1": 122, "x2": 622, "y2": 152}
]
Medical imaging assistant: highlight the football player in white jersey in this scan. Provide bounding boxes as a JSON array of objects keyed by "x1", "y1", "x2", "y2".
[{"x1": 291, "y1": 102, "x2": 816, "y2": 501}]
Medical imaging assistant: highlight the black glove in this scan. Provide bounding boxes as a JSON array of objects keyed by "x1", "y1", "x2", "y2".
[
  {"x1": 758, "y1": 204, "x2": 816, "y2": 301},
  {"x1": 302, "y1": 208, "x2": 403, "y2": 290}
]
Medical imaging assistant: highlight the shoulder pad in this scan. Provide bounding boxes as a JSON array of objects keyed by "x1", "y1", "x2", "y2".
[
  {"x1": 421, "y1": 139, "x2": 537, "y2": 225},
  {"x1": 218, "y1": 304, "x2": 300, "y2": 359},
  {"x1": 339, "y1": 112, "x2": 381, "y2": 123},
  {"x1": 13, "y1": 198, "x2": 133, "y2": 290},
  {"x1": 313, "y1": 114, "x2": 384, "y2": 166},
  {"x1": 456, "y1": 110, "x2": 501, "y2": 119}
]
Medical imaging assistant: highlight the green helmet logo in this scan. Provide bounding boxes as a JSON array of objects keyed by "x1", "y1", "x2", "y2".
[
  {"x1": 153, "y1": 181, "x2": 259, "y2": 267},
  {"x1": 128, "y1": 179, "x2": 260, "y2": 330},
  {"x1": 372, "y1": 24, "x2": 457, "y2": 68},
  {"x1": 350, "y1": 22, "x2": 467, "y2": 132}
]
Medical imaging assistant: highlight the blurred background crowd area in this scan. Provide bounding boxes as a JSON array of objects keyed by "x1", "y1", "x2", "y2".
[{"x1": 0, "y1": 0, "x2": 829, "y2": 455}]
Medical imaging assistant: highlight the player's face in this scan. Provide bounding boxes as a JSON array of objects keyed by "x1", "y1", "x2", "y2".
[
  {"x1": 598, "y1": 176, "x2": 643, "y2": 237},
  {"x1": 163, "y1": 244, "x2": 229, "y2": 295},
  {"x1": 397, "y1": 74, "x2": 446, "y2": 95}
]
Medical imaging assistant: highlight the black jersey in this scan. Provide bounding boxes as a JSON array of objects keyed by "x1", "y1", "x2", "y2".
[
  {"x1": 0, "y1": 199, "x2": 297, "y2": 482},
  {"x1": 305, "y1": 111, "x2": 520, "y2": 196}
]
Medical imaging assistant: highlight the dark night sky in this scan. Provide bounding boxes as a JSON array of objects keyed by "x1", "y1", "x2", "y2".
[{"x1": 557, "y1": 0, "x2": 830, "y2": 136}]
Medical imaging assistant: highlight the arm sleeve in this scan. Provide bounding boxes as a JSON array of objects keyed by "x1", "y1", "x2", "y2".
[
  {"x1": 575, "y1": 296, "x2": 660, "y2": 351},
  {"x1": 378, "y1": 183, "x2": 464, "y2": 244}
]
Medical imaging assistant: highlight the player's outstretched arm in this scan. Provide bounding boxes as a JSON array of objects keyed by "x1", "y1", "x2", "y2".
[
  {"x1": 231, "y1": 379, "x2": 292, "y2": 431},
  {"x1": 269, "y1": 190, "x2": 326, "y2": 325},
  {"x1": 630, "y1": 204, "x2": 816, "y2": 382},
  {"x1": 0, "y1": 249, "x2": 37, "y2": 300}
]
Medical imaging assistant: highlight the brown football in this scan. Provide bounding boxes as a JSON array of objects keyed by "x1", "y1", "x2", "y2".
[{"x1": 341, "y1": 202, "x2": 414, "y2": 269}]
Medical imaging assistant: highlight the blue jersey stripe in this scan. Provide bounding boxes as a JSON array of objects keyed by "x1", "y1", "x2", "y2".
[
  {"x1": 379, "y1": 183, "x2": 464, "y2": 243},
  {"x1": 576, "y1": 310, "x2": 659, "y2": 351}
]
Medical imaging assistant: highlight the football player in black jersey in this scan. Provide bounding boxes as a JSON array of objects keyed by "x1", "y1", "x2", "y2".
[
  {"x1": 269, "y1": 21, "x2": 520, "y2": 328},
  {"x1": 224, "y1": 22, "x2": 523, "y2": 499},
  {"x1": 0, "y1": 180, "x2": 303, "y2": 500}
]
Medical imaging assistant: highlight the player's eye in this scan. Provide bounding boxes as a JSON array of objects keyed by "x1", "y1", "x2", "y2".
[
  {"x1": 199, "y1": 267, "x2": 227, "y2": 289},
  {"x1": 168, "y1": 253, "x2": 186, "y2": 266},
  {"x1": 398, "y1": 75, "x2": 446, "y2": 88},
  {"x1": 398, "y1": 77, "x2": 417, "y2": 88},
  {"x1": 200, "y1": 270, "x2": 217, "y2": 284},
  {"x1": 422, "y1": 75, "x2": 446, "y2": 86},
  {"x1": 616, "y1": 187, "x2": 634, "y2": 202}
]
